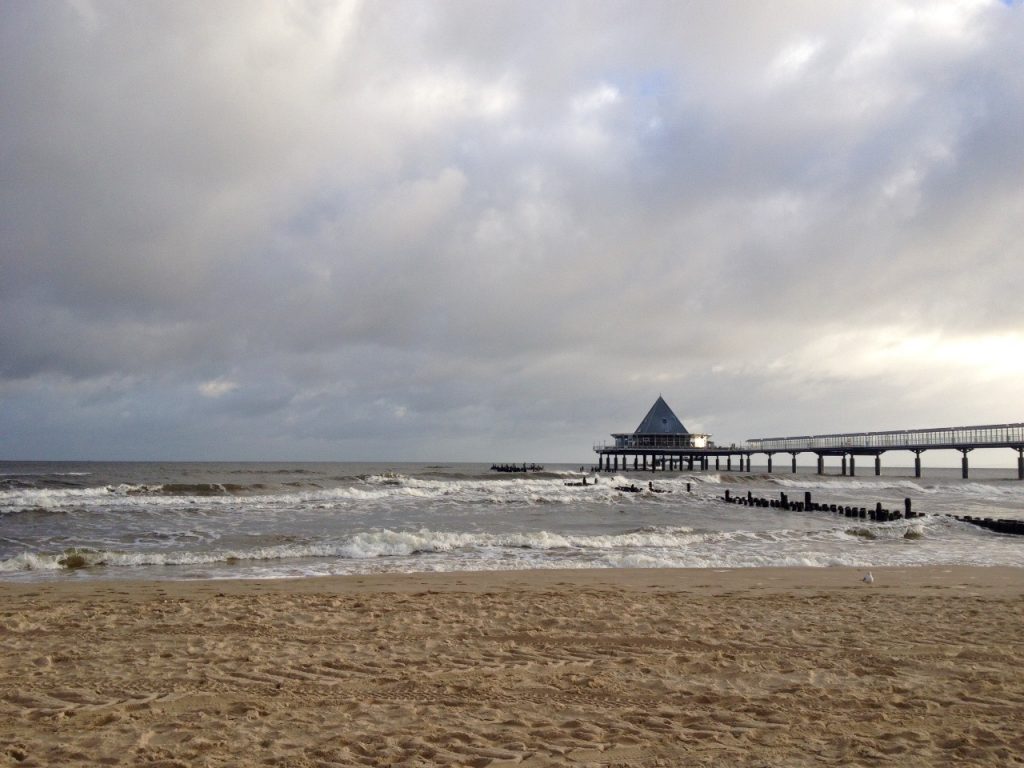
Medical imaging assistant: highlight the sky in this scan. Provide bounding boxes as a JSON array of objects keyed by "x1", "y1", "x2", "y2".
[{"x1": 2, "y1": 0, "x2": 1023, "y2": 464}]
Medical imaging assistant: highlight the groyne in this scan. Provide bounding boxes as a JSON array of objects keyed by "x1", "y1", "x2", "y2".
[{"x1": 720, "y1": 489, "x2": 1024, "y2": 536}]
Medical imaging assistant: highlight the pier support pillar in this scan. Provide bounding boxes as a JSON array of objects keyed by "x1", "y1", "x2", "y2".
[
  {"x1": 960, "y1": 449, "x2": 971, "y2": 480},
  {"x1": 633, "y1": 456, "x2": 638, "y2": 470},
  {"x1": 791, "y1": 453, "x2": 798, "y2": 473},
  {"x1": 613, "y1": 455, "x2": 618, "y2": 471},
  {"x1": 702, "y1": 456, "x2": 708, "y2": 471},
  {"x1": 716, "y1": 456, "x2": 720, "y2": 470},
  {"x1": 849, "y1": 455, "x2": 856, "y2": 476},
  {"x1": 841, "y1": 455, "x2": 847, "y2": 476},
  {"x1": 687, "y1": 456, "x2": 694, "y2": 471},
  {"x1": 914, "y1": 450, "x2": 923, "y2": 478},
  {"x1": 816, "y1": 454, "x2": 824, "y2": 475},
  {"x1": 874, "y1": 454, "x2": 881, "y2": 476},
  {"x1": 1018, "y1": 448, "x2": 1023, "y2": 481},
  {"x1": 727, "y1": 455, "x2": 732, "y2": 471},
  {"x1": 642, "y1": 455, "x2": 648, "y2": 471},
  {"x1": 767, "y1": 454, "x2": 773, "y2": 473}
]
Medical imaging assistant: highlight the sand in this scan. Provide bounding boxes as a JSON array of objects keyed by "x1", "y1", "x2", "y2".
[{"x1": 1, "y1": 567, "x2": 1022, "y2": 767}]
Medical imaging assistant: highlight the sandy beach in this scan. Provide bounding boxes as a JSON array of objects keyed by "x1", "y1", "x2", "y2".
[{"x1": 2, "y1": 567, "x2": 1022, "y2": 767}]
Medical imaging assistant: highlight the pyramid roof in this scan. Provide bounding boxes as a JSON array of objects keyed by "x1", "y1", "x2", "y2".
[{"x1": 634, "y1": 396, "x2": 689, "y2": 435}]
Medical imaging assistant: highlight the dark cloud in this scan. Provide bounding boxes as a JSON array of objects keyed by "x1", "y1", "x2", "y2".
[{"x1": 2, "y1": 1, "x2": 1022, "y2": 461}]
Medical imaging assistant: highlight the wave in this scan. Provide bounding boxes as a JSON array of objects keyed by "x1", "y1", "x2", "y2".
[
  {"x1": 0, "y1": 518, "x2": 958, "y2": 574},
  {"x1": 137, "y1": 483, "x2": 266, "y2": 496},
  {"x1": 5, "y1": 510, "x2": 1016, "y2": 577},
  {"x1": 0, "y1": 525, "x2": 707, "y2": 572}
]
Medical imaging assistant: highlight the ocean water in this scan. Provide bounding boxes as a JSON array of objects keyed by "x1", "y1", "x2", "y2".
[{"x1": 1, "y1": 461, "x2": 1022, "y2": 581}]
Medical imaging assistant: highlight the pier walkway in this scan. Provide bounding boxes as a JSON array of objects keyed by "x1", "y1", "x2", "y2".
[{"x1": 594, "y1": 422, "x2": 1024, "y2": 479}]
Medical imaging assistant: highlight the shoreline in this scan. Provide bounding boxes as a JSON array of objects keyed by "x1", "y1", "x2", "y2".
[
  {"x1": 3, "y1": 566, "x2": 1022, "y2": 766},
  {"x1": 3, "y1": 563, "x2": 1024, "y2": 598}
]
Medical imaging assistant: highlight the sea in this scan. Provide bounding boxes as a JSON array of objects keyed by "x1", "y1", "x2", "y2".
[{"x1": 1, "y1": 461, "x2": 1022, "y2": 582}]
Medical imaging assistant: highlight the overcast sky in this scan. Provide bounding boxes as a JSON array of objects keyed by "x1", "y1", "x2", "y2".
[{"x1": 2, "y1": 1, "x2": 1022, "y2": 463}]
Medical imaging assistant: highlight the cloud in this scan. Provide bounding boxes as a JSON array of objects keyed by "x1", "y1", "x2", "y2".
[
  {"x1": 198, "y1": 378, "x2": 239, "y2": 398},
  {"x1": 1, "y1": 0, "x2": 1022, "y2": 461}
]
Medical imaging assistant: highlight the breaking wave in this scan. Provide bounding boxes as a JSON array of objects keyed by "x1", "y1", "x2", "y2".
[{"x1": 0, "y1": 526, "x2": 702, "y2": 573}]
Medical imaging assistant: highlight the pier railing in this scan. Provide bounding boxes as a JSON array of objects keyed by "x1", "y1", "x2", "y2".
[{"x1": 745, "y1": 423, "x2": 1024, "y2": 452}]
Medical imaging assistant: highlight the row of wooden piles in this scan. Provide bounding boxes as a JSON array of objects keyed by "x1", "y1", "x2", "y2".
[{"x1": 720, "y1": 489, "x2": 1024, "y2": 534}]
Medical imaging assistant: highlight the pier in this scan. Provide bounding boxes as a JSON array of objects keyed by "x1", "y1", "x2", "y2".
[
  {"x1": 593, "y1": 399, "x2": 1024, "y2": 480},
  {"x1": 746, "y1": 424, "x2": 1024, "y2": 480}
]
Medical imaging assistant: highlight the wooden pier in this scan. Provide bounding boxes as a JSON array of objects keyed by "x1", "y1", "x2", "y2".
[{"x1": 594, "y1": 401, "x2": 1024, "y2": 480}]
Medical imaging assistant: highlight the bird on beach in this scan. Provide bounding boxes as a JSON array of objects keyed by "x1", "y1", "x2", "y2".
[{"x1": 863, "y1": 571, "x2": 874, "y2": 584}]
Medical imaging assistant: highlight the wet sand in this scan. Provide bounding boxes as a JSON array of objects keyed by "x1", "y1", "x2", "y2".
[{"x1": 2, "y1": 566, "x2": 1022, "y2": 767}]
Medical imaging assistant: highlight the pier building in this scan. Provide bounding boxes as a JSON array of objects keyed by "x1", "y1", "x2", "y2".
[
  {"x1": 593, "y1": 397, "x2": 730, "y2": 472},
  {"x1": 593, "y1": 398, "x2": 1024, "y2": 480}
]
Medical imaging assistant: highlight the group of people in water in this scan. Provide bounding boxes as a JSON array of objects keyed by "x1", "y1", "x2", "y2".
[
  {"x1": 489, "y1": 463, "x2": 545, "y2": 473},
  {"x1": 614, "y1": 481, "x2": 668, "y2": 494},
  {"x1": 564, "y1": 477, "x2": 673, "y2": 494}
]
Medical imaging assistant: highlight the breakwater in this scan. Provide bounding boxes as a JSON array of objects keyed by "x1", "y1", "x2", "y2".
[{"x1": 721, "y1": 489, "x2": 1024, "y2": 536}]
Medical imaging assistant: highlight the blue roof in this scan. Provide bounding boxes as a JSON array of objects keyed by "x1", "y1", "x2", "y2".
[{"x1": 634, "y1": 396, "x2": 689, "y2": 434}]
